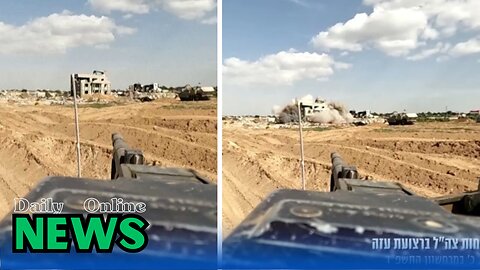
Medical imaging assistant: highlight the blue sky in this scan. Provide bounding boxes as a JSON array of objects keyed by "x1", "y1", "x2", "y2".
[
  {"x1": 0, "y1": 0, "x2": 217, "y2": 90},
  {"x1": 223, "y1": 0, "x2": 480, "y2": 115}
]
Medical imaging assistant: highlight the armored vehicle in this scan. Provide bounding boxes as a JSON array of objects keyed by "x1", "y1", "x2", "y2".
[
  {"x1": 179, "y1": 88, "x2": 212, "y2": 101},
  {"x1": 387, "y1": 112, "x2": 417, "y2": 125}
]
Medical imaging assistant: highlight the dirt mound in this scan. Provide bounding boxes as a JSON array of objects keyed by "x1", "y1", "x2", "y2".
[
  {"x1": 0, "y1": 101, "x2": 217, "y2": 219},
  {"x1": 84, "y1": 93, "x2": 117, "y2": 102},
  {"x1": 356, "y1": 140, "x2": 480, "y2": 159},
  {"x1": 223, "y1": 122, "x2": 480, "y2": 235}
]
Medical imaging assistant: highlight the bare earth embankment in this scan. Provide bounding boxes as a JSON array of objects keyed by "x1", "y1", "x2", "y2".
[
  {"x1": 222, "y1": 121, "x2": 480, "y2": 235},
  {"x1": 0, "y1": 99, "x2": 217, "y2": 218}
]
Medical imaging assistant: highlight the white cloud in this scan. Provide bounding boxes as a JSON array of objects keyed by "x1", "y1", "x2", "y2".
[
  {"x1": 89, "y1": 0, "x2": 150, "y2": 14},
  {"x1": 362, "y1": 0, "x2": 480, "y2": 32},
  {"x1": 450, "y1": 38, "x2": 480, "y2": 56},
  {"x1": 0, "y1": 10, "x2": 134, "y2": 55},
  {"x1": 161, "y1": 0, "x2": 216, "y2": 20},
  {"x1": 312, "y1": 0, "x2": 480, "y2": 60},
  {"x1": 311, "y1": 7, "x2": 429, "y2": 56},
  {"x1": 223, "y1": 50, "x2": 350, "y2": 85},
  {"x1": 88, "y1": 0, "x2": 216, "y2": 22},
  {"x1": 406, "y1": 42, "x2": 450, "y2": 61}
]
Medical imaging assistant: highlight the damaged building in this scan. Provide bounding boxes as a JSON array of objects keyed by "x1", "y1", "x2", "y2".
[
  {"x1": 276, "y1": 95, "x2": 354, "y2": 124},
  {"x1": 70, "y1": 70, "x2": 111, "y2": 97},
  {"x1": 128, "y1": 83, "x2": 163, "y2": 93},
  {"x1": 298, "y1": 96, "x2": 328, "y2": 118}
]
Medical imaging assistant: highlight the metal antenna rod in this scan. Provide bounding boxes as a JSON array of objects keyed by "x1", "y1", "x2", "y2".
[
  {"x1": 71, "y1": 74, "x2": 81, "y2": 178},
  {"x1": 297, "y1": 99, "x2": 306, "y2": 190}
]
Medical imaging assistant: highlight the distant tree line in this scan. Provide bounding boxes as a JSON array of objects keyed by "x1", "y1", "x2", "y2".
[{"x1": 416, "y1": 111, "x2": 478, "y2": 122}]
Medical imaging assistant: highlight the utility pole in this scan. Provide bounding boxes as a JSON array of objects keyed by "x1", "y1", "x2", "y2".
[
  {"x1": 71, "y1": 74, "x2": 82, "y2": 178},
  {"x1": 297, "y1": 100, "x2": 306, "y2": 190}
]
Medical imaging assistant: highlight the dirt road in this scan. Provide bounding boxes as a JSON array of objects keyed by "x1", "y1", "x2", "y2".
[
  {"x1": 222, "y1": 121, "x2": 480, "y2": 234},
  {"x1": 0, "y1": 100, "x2": 217, "y2": 218}
]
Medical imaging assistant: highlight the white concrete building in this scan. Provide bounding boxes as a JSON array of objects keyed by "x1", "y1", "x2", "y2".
[
  {"x1": 297, "y1": 97, "x2": 328, "y2": 117},
  {"x1": 71, "y1": 70, "x2": 111, "y2": 97}
]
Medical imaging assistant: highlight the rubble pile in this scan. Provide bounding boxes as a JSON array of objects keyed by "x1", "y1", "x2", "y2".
[
  {"x1": 353, "y1": 117, "x2": 386, "y2": 126},
  {"x1": 0, "y1": 89, "x2": 179, "y2": 106},
  {"x1": 223, "y1": 116, "x2": 275, "y2": 129},
  {"x1": 133, "y1": 92, "x2": 177, "y2": 102},
  {"x1": 224, "y1": 95, "x2": 389, "y2": 130},
  {"x1": 0, "y1": 90, "x2": 71, "y2": 106},
  {"x1": 223, "y1": 115, "x2": 343, "y2": 130}
]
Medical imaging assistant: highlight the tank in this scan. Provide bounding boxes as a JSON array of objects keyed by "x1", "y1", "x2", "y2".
[
  {"x1": 387, "y1": 112, "x2": 417, "y2": 125},
  {"x1": 178, "y1": 88, "x2": 212, "y2": 101}
]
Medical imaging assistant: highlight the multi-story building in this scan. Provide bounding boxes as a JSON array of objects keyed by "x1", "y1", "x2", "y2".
[{"x1": 70, "y1": 70, "x2": 111, "y2": 97}]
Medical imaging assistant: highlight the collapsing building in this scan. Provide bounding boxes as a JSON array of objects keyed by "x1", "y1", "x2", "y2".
[
  {"x1": 70, "y1": 70, "x2": 111, "y2": 97},
  {"x1": 298, "y1": 96, "x2": 328, "y2": 117},
  {"x1": 275, "y1": 95, "x2": 354, "y2": 124}
]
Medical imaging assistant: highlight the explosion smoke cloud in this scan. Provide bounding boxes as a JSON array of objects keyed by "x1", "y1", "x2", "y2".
[{"x1": 274, "y1": 95, "x2": 353, "y2": 124}]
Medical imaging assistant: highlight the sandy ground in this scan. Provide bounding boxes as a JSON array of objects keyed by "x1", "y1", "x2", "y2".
[
  {"x1": 0, "y1": 99, "x2": 217, "y2": 219},
  {"x1": 222, "y1": 121, "x2": 480, "y2": 235}
]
